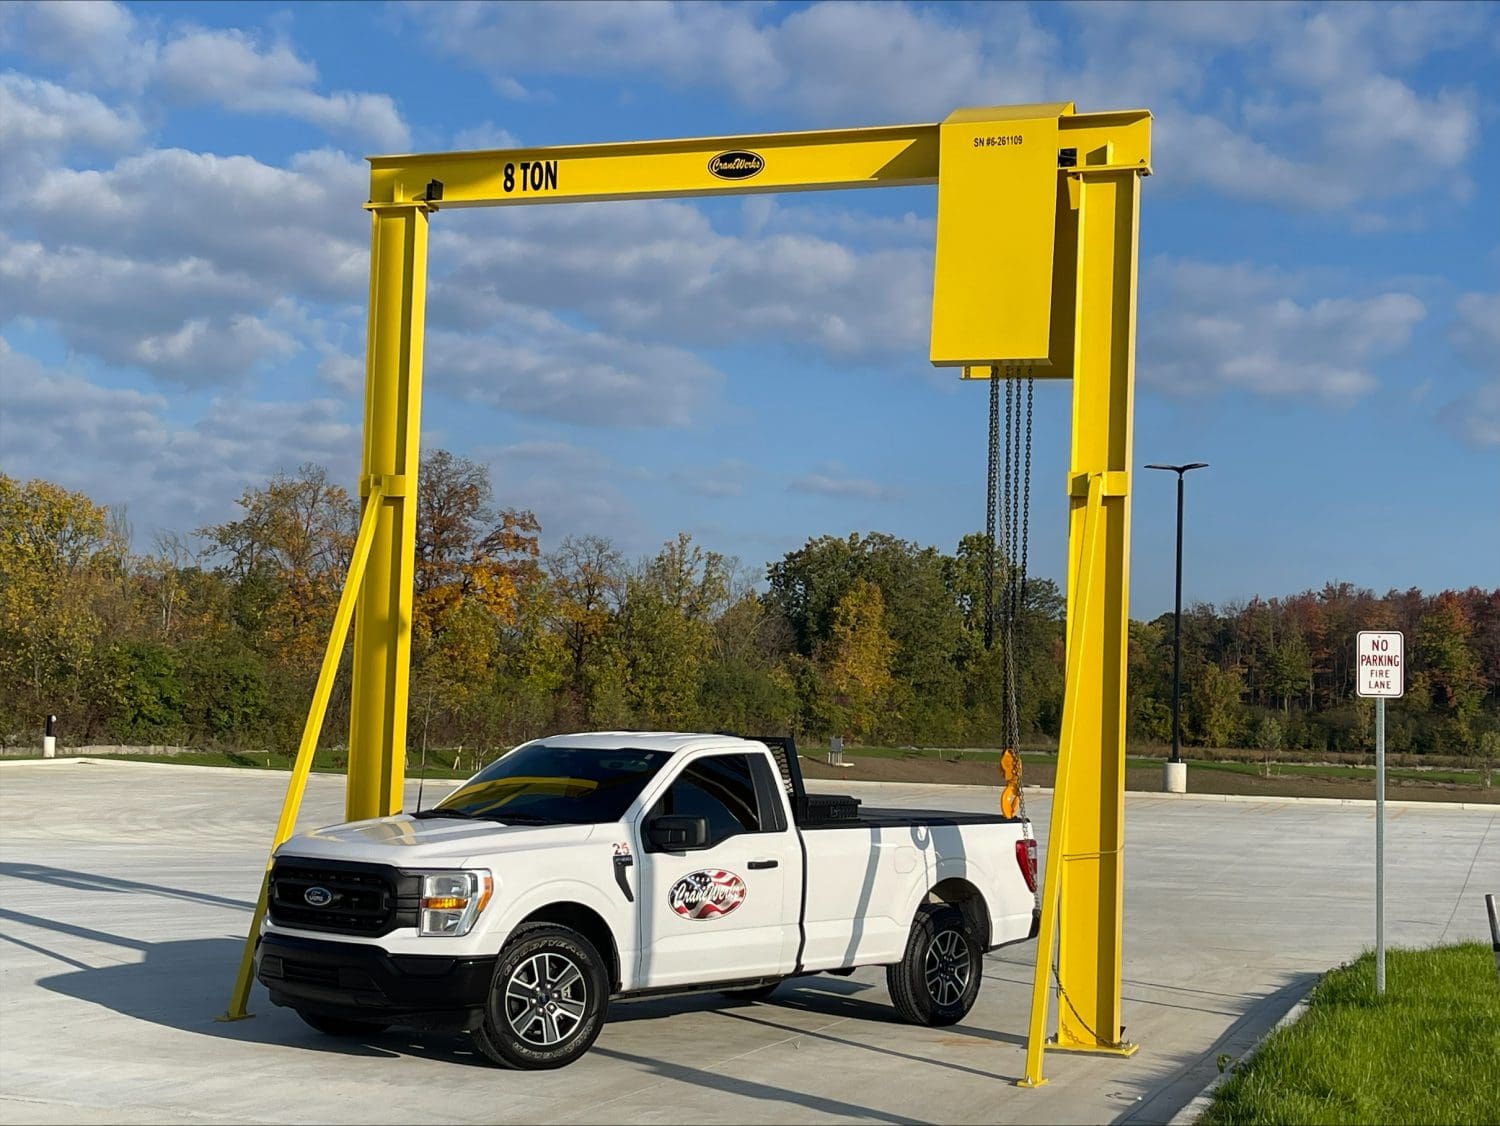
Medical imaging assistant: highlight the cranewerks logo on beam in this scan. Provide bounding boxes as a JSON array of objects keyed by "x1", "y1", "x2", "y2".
[{"x1": 708, "y1": 150, "x2": 764, "y2": 180}]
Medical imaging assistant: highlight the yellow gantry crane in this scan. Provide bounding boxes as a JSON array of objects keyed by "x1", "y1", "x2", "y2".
[{"x1": 223, "y1": 102, "x2": 1151, "y2": 1089}]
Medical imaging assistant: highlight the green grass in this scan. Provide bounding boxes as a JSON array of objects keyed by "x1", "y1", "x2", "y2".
[
  {"x1": 814, "y1": 743, "x2": 1057, "y2": 766},
  {"x1": 70, "y1": 746, "x2": 478, "y2": 779},
  {"x1": 1181, "y1": 758, "x2": 1486, "y2": 786},
  {"x1": 1201, "y1": 944, "x2": 1500, "y2": 1126}
]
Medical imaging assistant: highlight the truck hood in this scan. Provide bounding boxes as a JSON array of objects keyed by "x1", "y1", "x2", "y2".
[{"x1": 275, "y1": 814, "x2": 597, "y2": 866}]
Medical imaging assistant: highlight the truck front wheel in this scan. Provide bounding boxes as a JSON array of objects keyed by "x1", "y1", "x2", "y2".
[
  {"x1": 886, "y1": 904, "x2": 981, "y2": 1026},
  {"x1": 473, "y1": 923, "x2": 610, "y2": 1069}
]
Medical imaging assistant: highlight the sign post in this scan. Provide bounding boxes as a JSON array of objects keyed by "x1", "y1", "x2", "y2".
[{"x1": 1356, "y1": 630, "x2": 1404, "y2": 997}]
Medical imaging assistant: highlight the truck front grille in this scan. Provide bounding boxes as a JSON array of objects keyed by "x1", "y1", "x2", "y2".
[{"x1": 268, "y1": 859, "x2": 418, "y2": 937}]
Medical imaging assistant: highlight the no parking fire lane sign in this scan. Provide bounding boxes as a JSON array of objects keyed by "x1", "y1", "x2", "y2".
[{"x1": 1356, "y1": 631, "x2": 1404, "y2": 698}]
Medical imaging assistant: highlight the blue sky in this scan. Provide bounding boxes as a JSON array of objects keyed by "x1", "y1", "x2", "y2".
[{"x1": 1, "y1": 0, "x2": 1496, "y2": 618}]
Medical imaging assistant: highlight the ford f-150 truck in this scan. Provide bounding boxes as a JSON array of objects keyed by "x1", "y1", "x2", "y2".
[{"x1": 256, "y1": 732, "x2": 1039, "y2": 1069}]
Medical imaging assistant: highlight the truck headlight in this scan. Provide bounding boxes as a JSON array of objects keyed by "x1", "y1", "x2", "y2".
[{"x1": 418, "y1": 870, "x2": 493, "y2": 936}]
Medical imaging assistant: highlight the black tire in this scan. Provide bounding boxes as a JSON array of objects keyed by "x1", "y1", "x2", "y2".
[
  {"x1": 719, "y1": 982, "x2": 781, "y2": 1001},
  {"x1": 296, "y1": 1010, "x2": 390, "y2": 1037},
  {"x1": 473, "y1": 923, "x2": 610, "y2": 1070},
  {"x1": 885, "y1": 903, "x2": 982, "y2": 1027}
]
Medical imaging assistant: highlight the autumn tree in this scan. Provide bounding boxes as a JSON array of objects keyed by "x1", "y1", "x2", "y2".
[
  {"x1": 820, "y1": 578, "x2": 897, "y2": 741},
  {"x1": 616, "y1": 534, "x2": 731, "y2": 729},
  {"x1": 1187, "y1": 661, "x2": 1244, "y2": 748},
  {"x1": 1412, "y1": 592, "x2": 1484, "y2": 750},
  {"x1": 409, "y1": 450, "x2": 542, "y2": 752},
  {"x1": 0, "y1": 476, "x2": 116, "y2": 735},
  {"x1": 199, "y1": 464, "x2": 356, "y2": 666},
  {"x1": 547, "y1": 535, "x2": 628, "y2": 727}
]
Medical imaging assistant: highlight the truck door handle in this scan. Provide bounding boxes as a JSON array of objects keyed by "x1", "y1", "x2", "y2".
[{"x1": 747, "y1": 859, "x2": 779, "y2": 870}]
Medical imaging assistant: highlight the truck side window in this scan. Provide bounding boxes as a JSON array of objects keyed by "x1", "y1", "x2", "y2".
[{"x1": 652, "y1": 754, "x2": 762, "y2": 847}]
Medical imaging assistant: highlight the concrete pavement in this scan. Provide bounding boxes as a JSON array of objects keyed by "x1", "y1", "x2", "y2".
[{"x1": 1, "y1": 759, "x2": 1494, "y2": 1124}]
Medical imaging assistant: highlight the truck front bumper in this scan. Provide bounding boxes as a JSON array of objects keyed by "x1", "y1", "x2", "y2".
[{"x1": 257, "y1": 933, "x2": 495, "y2": 1031}]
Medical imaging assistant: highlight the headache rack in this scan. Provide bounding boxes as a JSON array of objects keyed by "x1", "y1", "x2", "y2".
[{"x1": 747, "y1": 735, "x2": 862, "y2": 826}]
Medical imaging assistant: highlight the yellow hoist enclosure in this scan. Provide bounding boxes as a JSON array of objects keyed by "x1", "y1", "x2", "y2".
[{"x1": 224, "y1": 103, "x2": 1152, "y2": 1089}]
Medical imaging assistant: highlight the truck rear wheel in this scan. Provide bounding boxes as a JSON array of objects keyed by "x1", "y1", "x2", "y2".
[
  {"x1": 886, "y1": 903, "x2": 981, "y2": 1026},
  {"x1": 473, "y1": 923, "x2": 609, "y2": 1070}
]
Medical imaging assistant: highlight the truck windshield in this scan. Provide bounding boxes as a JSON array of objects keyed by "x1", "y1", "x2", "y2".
[{"x1": 431, "y1": 745, "x2": 672, "y2": 825}]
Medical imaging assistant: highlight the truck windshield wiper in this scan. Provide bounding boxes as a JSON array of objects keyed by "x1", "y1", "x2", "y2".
[
  {"x1": 492, "y1": 812, "x2": 561, "y2": 825},
  {"x1": 409, "y1": 806, "x2": 481, "y2": 820}
]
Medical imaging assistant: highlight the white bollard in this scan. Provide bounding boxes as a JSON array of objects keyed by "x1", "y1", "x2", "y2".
[
  {"x1": 43, "y1": 714, "x2": 57, "y2": 758},
  {"x1": 1163, "y1": 759, "x2": 1187, "y2": 794}
]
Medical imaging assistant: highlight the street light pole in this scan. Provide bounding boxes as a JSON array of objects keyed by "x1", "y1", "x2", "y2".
[{"x1": 1145, "y1": 462, "x2": 1208, "y2": 793}]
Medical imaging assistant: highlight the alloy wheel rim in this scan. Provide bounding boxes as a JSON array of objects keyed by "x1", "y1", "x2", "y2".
[
  {"x1": 505, "y1": 951, "x2": 588, "y2": 1047},
  {"x1": 924, "y1": 928, "x2": 971, "y2": 1007}
]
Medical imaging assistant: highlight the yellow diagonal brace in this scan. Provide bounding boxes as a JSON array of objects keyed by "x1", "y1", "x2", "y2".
[
  {"x1": 219, "y1": 482, "x2": 385, "y2": 1021},
  {"x1": 1018, "y1": 472, "x2": 1103, "y2": 1087}
]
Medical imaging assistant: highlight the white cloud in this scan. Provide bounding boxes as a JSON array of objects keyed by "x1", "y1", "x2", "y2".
[
  {"x1": 318, "y1": 351, "x2": 364, "y2": 395},
  {"x1": 414, "y1": 0, "x2": 779, "y2": 105},
  {"x1": 1437, "y1": 292, "x2": 1500, "y2": 448},
  {"x1": 788, "y1": 461, "x2": 894, "y2": 502},
  {"x1": 479, "y1": 439, "x2": 645, "y2": 547},
  {"x1": 0, "y1": 0, "x2": 157, "y2": 90},
  {"x1": 3, "y1": 146, "x2": 372, "y2": 384},
  {"x1": 153, "y1": 28, "x2": 410, "y2": 150},
  {"x1": 0, "y1": 234, "x2": 295, "y2": 384},
  {"x1": 451, "y1": 121, "x2": 521, "y2": 150},
  {"x1": 0, "y1": 72, "x2": 143, "y2": 189},
  {"x1": 28, "y1": 147, "x2": 369, "y2": 302},
  {"x1": 671, "y1": 459, "x2": 749, "y2": 498},
  {"x1": 0, "y1": 338, "x2": 359, "y2": 540},
  {"x1": 1437, "y1": 382, "x2": 1500, "y2": 449},
  {"x1": 131, "y1": 315, "x2": 298, "y2": 384},
  {"x1": 1140, "y1": 258, "x2": 1426, "y2": 401},
  {"x1": 436, "y1": 200, "x2": 931, "y2": 366},
  {"x1": 1448, "y1": 292, "x2": 1500, "y2": 375},
  {"x1": 411, "y1": 0, "x2": 1488, "y2": 216},
  {"x1": 424, "y1": 304, "x2": 724, "y2": 428},
  {"x1": 3, "y1": 1, "x2": 409, "y2": 148}
]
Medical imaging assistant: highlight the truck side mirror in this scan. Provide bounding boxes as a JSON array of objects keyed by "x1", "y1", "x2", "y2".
[{"x1": 647, "y1": 815, "x2": 709, "y2": 852}]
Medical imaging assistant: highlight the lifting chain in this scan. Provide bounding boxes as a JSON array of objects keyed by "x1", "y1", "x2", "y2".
[
  {"x1": 983, "y1": 365, "x2": 1037, "y2": 905},
  {"x1": 1013, "y1": 369, "x2": 1036, "y2": 907},
  {"x1": 984, "y1": 369, "x2": 1000, "y2": 650}
]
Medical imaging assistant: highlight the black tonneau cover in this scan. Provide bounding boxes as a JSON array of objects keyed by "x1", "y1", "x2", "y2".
[
  {"x1": 808, "y1": 806, "x2": 1023, "y2": 829},
  {"x1": 746, "y1": 734, "x2": 1022, "y2": 828}
]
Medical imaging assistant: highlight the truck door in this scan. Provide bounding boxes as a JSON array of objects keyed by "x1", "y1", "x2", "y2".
[{"x1": 636, "y1": 751, "x2": 799, "y2": 988}]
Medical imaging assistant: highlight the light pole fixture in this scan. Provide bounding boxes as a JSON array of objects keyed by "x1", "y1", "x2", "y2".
[{"x1": 1144, "y1": 463, "x2": 1209, "y2": 779}]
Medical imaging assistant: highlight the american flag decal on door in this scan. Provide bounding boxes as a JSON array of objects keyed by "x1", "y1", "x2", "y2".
[{"x1": 667, "y1": 869, "x2": 747, "y2": 920}]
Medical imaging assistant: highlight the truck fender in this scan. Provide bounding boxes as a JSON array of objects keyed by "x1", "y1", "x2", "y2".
[
  {"x1": 481, "y1": 878, "x2": 631, "y2": 985},
  {"x1": 900, "y1": 855, "x2": 997, "y2": 950}
]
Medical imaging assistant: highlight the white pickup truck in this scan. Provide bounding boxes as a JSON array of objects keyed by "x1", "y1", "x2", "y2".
[{"x1": 256, "y1": 732, "x2": 1038, "y2": 1069}]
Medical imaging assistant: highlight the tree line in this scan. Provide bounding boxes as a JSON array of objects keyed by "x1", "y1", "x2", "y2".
[{"x1": 2, "y1": 463, "x2": 1495, "y2": 760}]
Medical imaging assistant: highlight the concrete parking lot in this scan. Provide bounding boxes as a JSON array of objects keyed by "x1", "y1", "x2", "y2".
[{"x1": 1, "y1": 759, "x2": 1494, "y2": 1125}]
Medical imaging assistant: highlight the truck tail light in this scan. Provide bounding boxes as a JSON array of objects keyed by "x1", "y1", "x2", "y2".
[{"x1": 1015, "y1": 839, "x2": 1037, "y2": 893}]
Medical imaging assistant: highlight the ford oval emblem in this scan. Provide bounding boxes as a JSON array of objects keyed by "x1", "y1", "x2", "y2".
[
  {"x1": 304, "y1": 886, "x2": 333, "y2": 907},
  {"x1": 708, "y1": 150, "x2": 764, "y2": 181}
]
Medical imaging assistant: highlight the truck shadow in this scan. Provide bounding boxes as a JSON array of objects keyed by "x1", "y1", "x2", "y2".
[{"x1": 6, "y1": 890, "x2": 1011, "y2": 1073}]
